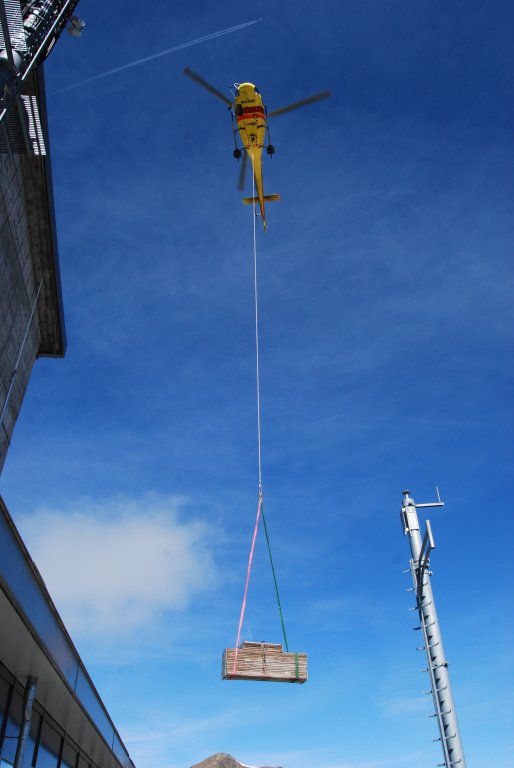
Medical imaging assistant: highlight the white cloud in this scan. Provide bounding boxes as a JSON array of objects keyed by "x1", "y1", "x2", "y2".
[
  {"x1": 378, "y1": 695, "x2": 428, "y2": 718},
  {"x1": 18, "y1": 494, "x2": 217, "y2": 638},
  {"x1": 122, "y1": 721, "x2": 424, "y2": 768}
]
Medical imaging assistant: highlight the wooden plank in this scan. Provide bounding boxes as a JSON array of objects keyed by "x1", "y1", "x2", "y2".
[{"x1": 221, "y1": 642, "x2": 308, "y2": 683}]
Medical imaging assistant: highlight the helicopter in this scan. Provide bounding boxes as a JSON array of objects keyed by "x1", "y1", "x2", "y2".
[{"x1": 183, "y1": 67, "x2": 330, "y2": 229}]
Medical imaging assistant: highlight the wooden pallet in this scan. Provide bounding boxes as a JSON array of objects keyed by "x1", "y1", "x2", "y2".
[{"x1": 222, "y1": 641, "x2": 308, "y2": 683}]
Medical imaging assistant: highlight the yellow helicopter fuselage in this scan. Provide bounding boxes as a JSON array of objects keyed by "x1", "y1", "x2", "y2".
[{"x1": 234, "y1": 83, "x2": 278, "y2": 228}]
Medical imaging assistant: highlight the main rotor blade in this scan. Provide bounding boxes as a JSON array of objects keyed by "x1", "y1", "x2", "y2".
[
  {"x1": 183, "y1": 66, "x2": 232, "y2": 106},
  {"x1": 238, "y1": 150, "x2": 248, "y2": 191},
  {"x1": 268, "y1": 90, "x2": 331, "y2": 118}
]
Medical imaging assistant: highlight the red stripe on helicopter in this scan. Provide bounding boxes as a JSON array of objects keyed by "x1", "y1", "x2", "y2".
[{"x1": 236, "y1": 105, "x2": 265, "y2": 122}]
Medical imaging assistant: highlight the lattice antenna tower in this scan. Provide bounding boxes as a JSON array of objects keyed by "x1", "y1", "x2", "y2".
[
  {"x1": 0, "y1": 0, "x2": 83, "y2": 146},
  {"x1": 400, "y1": 490, "x2": 467, "y2": 767}
]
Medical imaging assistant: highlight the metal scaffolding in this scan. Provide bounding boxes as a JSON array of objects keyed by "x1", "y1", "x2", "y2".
[
  {"x1": 0, "y1": 0, "x2": 81, "y2": 134},
  {"x1": 400, "y1": 490, "x2": 467, "y2": 767}
]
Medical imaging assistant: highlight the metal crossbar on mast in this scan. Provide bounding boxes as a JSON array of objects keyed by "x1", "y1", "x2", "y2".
[{"x1": 400, "y1": 490, "x2": 467, "y2": 767}]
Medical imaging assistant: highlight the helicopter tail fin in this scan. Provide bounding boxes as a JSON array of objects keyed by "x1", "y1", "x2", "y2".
[{"x1": 242, "y1": 194, "x2": 281, "y2": 204}]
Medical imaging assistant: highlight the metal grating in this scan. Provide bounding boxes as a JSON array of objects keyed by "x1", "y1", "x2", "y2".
[
  {"x1": 0, "y1": 90, "x2": 46, "y2": 154},
  {"x1": 0, "y1": 1, "x2": 27, "y2": 51},
  {"x1": 20, "y1": 93, "x2": 45, "y2": 153}
]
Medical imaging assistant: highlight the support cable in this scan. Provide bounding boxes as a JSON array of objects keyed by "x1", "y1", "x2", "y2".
[
  {"x1": 252, "y1": 168, "x2": 263, "y2": 495},
  {"x1": 232, "y1": 165, "x2": 289, "y2": 672},
  {"x1": 261, "y1": 503, "x2": 289, "y2": 651},
  {"x1": 232, "y1": 495, "x2": 262, "y2": 673},
  {"x1": 232, "y1": 169, "x2": 262, "y2": 673}
]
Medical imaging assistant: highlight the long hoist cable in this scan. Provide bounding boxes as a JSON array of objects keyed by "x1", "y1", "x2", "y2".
[
  {"x1": 252, "y1": 168, "x2": 263, "y2": 495},
  {"x1": 232, "y1": 158, "x2": 289, "y2": 672},
  {"x1": 232, "y1": 168, "x2": 260, "y2": 672}
]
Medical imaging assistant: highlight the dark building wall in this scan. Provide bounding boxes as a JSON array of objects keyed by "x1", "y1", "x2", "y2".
[
  {"x1": 0, "y1": 67, "x2": 66, "y2": 473},
  {"x1": 0, "y1": 149, "x2": 41, "y2": 471}
]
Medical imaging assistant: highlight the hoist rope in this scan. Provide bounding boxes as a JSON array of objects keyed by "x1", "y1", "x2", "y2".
[
  {"x1": 232, "y1": 170, "x2": 262, "y2": 673},
  {"x1": 261, "y1": 502, "x2": 289, "y2": 651},
  {"x1": 232, "y1": 160, "x2": 289, "y2": 673},
  {"x1": 232, "y1": 495, "x2": 262, "y2": 673},
  {"x1": 252, "y1": 168, "x2": 263, "y2": 494}
]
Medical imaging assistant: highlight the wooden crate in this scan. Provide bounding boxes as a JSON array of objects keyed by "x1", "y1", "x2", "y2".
[{"x1": 222, "y1": 641, "x2": 308, "y2": 683}]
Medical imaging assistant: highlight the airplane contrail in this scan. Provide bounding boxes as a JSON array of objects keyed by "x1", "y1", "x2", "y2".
[{"x1": 54, "y1": 19, "x2": 262, "y2": 93}]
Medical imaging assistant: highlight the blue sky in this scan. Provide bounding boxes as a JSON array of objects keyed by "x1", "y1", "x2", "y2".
[{"x1": 1, "y1": 1, "x2": 513, "y2": 767}]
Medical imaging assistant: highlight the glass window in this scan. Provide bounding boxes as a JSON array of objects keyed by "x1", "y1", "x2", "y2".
[
  {"x1": 59, "y1": 742, "x2": 76, "y2": 768},
  {"x1": 35, "y1": 722, "x2": 61, "y2": 768},
  {"x1": 21, "y1": 711, "x2": 41, "y2": 768},
  {"x1": 0, "y1": 676, "x2": 11, "y2": 733},
  {"x1": 1, "y1": 690, "x2": 23, "y2": 764},
  {"x1": 4, "y1": 691, "x2": 22, "y2": 739}
]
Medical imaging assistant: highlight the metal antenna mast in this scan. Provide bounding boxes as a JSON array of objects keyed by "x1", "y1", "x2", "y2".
[
  {"x1": 400, "y1": 490, "x2": 467, "y2": 767},
  {"x1": 0, "y1": 0, "x2": 83, "y2": 127}
]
